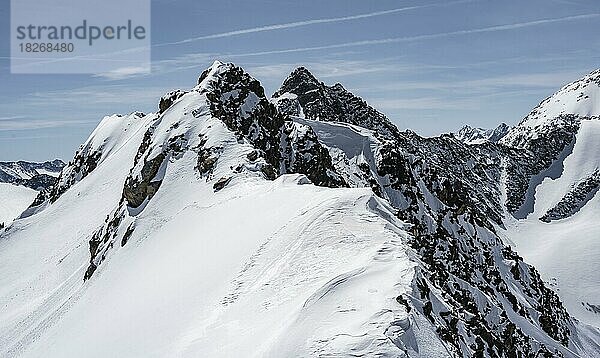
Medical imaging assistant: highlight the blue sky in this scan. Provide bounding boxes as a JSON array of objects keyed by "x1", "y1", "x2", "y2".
[{"x1": 1, "y1": 0, "x2": 599, "y2": 161}]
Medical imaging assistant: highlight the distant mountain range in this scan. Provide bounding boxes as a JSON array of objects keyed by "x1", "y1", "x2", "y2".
[
  {"x1": 0, "y1": 159, "x2": 65, "y2": 190},
  {"x1": 454, "y1": 123, "x2": 510, "y2": 144},
  {"x1": 0, "y1": 63, "x2": 599, "y2": 357}
]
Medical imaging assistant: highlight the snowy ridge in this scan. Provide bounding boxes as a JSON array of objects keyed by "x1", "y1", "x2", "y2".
[
  {"x1": 295, "y1": 115, "x2": 598, "y2": 357},
  {"x1": 274, "y1": 67, "x2": 600, "y2": 357},
  {"x1": 504, "y1": 69, "x2": 600, "y2": 133}
]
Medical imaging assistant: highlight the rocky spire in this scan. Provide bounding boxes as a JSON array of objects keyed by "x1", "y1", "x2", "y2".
[{"x1": 273, "y1": 66, "x2": 400, "y2": 139}]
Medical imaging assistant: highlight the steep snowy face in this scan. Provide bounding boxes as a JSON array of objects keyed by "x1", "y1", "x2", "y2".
[
  {"x1": 499, "y1": 69, "x2": 600, "y2": 215},
  {"x1": 273, "y1": 66, "x2": 400, "y2": 139},
  {"x1": 501, "y1": 68, "x2": 600, "y2": 156},
  {"x1": 49, "y1": 112, "x2": 149, "y2": 204},
  {"x1": 497, "y1": 70, "x2": 600, "y2": 327},
  {"x1": 455, "y1": 123, "x2": 510, "y2": 144},
  {"x1": 505, "y1": 69, "x2": 600, "y2": 134}
]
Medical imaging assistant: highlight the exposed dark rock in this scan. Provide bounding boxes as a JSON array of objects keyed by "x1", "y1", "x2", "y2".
[
  {"x1": 502, "y1": 114, "x2": 581, "y2": 214},
  {"x1": 199, "y1": 62, "x2": 346, "y2": 187},
  {"x1": 541, "y1": 169, "x2": 600, "y2": 222},
  {"x1": 273, "y1": 66, "x2": 399, "y2": 140},
  {"x1": 50, "y1": 149, "x2": 102, "y2": 203},
  {"x1": 159, "y1": 90, "x2": 188, "y2": 114},
  {"x1": 123, "y1": 153, "x2": 165, "y2": 209},
  {"x1": 213, "y1": 176, "x2": 231, "y2": 191}
]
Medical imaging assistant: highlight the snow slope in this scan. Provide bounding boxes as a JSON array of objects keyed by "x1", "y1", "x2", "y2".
[
  {"x1": 502, "y1": 118, "x2": 600, "y2": 327},
  {"x1": 16, "y1": 176, "x2": 422, "y2": 358},
  {"x1": 0, "y1": 183, "x2": 37, "y2": 225},
  {"x1": 516, "y1": 69, "x2": 600, "y2": 129},
  {"x1": 0, "y1": 112, "x2": 152, "y2": 357}
]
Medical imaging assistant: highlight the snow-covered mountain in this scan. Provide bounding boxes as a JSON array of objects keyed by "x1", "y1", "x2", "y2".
[
  {"x1": 454, "y1": 123, "x2": 510, "y2": 144},
  {"x1": 0, "y1": 159, "x2": 64, "y2": 189},
  {"x1": 499, "y1": 69, "x2": 600, "y2": 329},
  {"x1": 1, "y1": 62, "x2": 599, "y2": 357}
]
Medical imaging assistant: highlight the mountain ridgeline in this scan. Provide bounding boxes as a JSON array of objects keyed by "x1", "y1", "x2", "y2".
[
  {"x1": 2, "y1": 62, "x2": 599, "y2": 357},
  {"x1": 0, "y1": 159, "x2": 64, "y2": 190}
]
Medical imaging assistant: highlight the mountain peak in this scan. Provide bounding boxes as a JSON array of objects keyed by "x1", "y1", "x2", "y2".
[
  {"x1": 507, "y1": 68, "x2": 600, "y2": 134},
  {"x1": 455, "y1": 122, "x2": 510, "y2": 144},
  {"x1": 287, "y1": 66, "x2": 320, "y2": 84},
  {"x1": 272, "y1": 66, "x2": 321, "y2": 100},
  {"x1": 501, "y1": 68, "x2": 600, "y2": 149},
  {"x1": 273, "y1": 68, "x2": 399, "y2": 139}
]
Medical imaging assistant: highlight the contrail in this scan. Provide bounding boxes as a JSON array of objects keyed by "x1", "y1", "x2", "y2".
[
  {"x1": 223, "y1": 13, "x2": 600, "y2": 58},
  {"x1": 156, "y1": 0, "x2": 474, "y2": 46}
]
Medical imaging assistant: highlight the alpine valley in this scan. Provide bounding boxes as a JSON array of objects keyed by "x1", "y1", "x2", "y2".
[{"x1": 1, "y1": 62, "x2": 599, "y2": 357}]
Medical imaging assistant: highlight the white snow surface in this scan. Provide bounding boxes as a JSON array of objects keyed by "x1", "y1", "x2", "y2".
[
  {"x1": 0, "y1": 87, "x2": 423, "y2": 357},
  {"x1": 502, "y1": 69, "x2": 600, "y2": 144},
  {"x1": 502, "y1": 118, "x2": 600, "y2": 328},
  {"x1": 0, "y1": 183, "x2": 37, "y2": 224},
  {"x1": 7, "y1": 177, "x2": 415, "y2": 358},
  {"x1": 0, "y1": 111, "x2": 153, "y2": 357}
]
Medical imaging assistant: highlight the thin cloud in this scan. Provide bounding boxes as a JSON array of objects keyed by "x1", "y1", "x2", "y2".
[
  {"x1": 223, "y1": 13, "x2": 599, "y2": 58},
  {"x1": 156, "y1": 1, "x2": 473, "y2": 46},
  {"x1": 369, "y1": 97, "x2": 481, "y2": 111},
  {"x1": 105, "y1": 12, "x2": 598, "y2": 80},
  {"x1": 0, "y1": 116, "x2": 26, "y2": 121},
  {"x1": 355, "y1": 70, "x2": 588, "y2": 94},
  {"x1": 0, "y1": 118, "x2": 98, "y2": 131},
  {"x1": 28, "y1": 86, "x2": 167, "y2": 106},
  {"x1": 94, "y1": 66, "x2": 151, "y2": 80}
]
